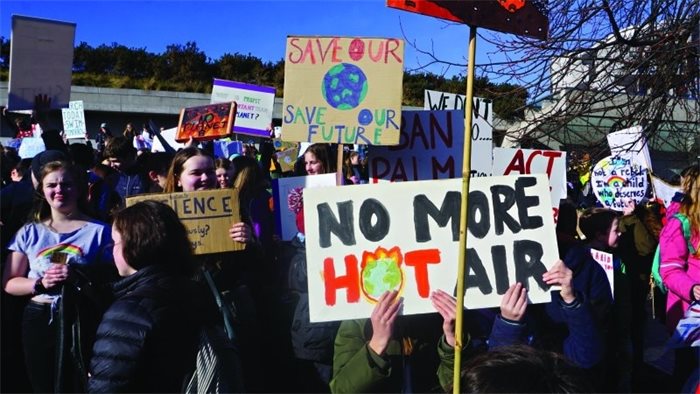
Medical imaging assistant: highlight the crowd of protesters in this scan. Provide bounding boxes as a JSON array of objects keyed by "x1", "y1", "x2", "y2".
[{"x1": 0, "y1": 106, "x2": 698, "y2": 393}]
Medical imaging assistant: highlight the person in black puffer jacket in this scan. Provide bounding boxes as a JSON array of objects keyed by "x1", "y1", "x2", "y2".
[{"x1": 88, "y1": 201, "x2": 204, "y2": 393}]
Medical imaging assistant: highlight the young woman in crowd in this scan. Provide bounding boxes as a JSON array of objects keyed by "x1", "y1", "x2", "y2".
[
  {"x1": 659, "y1": 164, "x2": 699, "y2": 391},
  {"x1": 2, "y1": 158, "x2": 113, "y2": 392},
  {"x1": 88, "y1": 201, "x2": 203, "y2": 392},
  {"x1": 215, "y1": 157, "x2": 235, "y2": 189}
]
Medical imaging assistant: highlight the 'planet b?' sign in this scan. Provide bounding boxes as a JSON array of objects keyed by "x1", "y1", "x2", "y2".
[
  {"x1": 591, "y1": 156, "x2": 648, "y2": 211},
  {"x1": 282, "y1": 36, "x2": 404, "y2": 145},
  {"x1": 126, "y1": 189, "x2": 243, "y2": 255},
  {"x1": 303, "y1": 174, "x2": 558, "y2": 322}
]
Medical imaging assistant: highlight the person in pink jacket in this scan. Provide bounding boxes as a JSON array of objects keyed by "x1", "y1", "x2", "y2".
[
  {"x1": 659, "y1": 164, "x2": 699, "y2": 391},
  {"x1": 659, "y1": 164, "x2": 700, "y2": 332}
]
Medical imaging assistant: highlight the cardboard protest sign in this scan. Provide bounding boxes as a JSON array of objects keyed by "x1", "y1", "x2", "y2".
[
  {"x1": 369, "y1": 110, "x2": 492, "y2": 182},
  {"x1": 276, "y1": 147, "x2": 299, "y2": 173},
  {"x1": 592, "y1": 156, "x2": 649, "y2": 211},
  {"x1": 304, "y1": 174, "x2": 558, "y2": 322},
  {"x1": 211, "y1": 79, "x2": 276, "y2": 138},
  {"x1": 607, "y1": 126, "x2": 652, "y2": 169},
  {"x1": 590, "y1": 248, "x2": 614, "y2": 296},
  {"x1": 281, "y1": 36, "x2": 404, "y2": 145},
  {"x1": 493, "y1": 147, "x2": 567, "y2": 220},
  {"x1": 271, "y1": 173, "x2": 337, "y2": 241},
  {"x1": 387, "y1": 0, "x2": 548, "y2": 40},
  {"x1": 176, "y1": 102, "x2": 237, "y2": 142},
  {"x1": 18, "y1": 137, "x2": 46, "y2": 159},
  {"x1": 8, "y1": 16, "x2": 76, "y2": 110},
  {"x1": 61, "y1": 101, "x2": 86, "y2": 139},
  {"x1": 126, "y1": 189, "x2": 243, "y2": 254}
]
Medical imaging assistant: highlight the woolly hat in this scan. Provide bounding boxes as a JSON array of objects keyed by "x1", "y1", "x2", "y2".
[{"x1": 31, "y1": 150, "x2": 68, "y2": 182}]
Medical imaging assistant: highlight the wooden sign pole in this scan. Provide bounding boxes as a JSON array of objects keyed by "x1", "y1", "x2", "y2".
[{"x1": 453, "y1": 25, "x2": 478, "y2": 394}]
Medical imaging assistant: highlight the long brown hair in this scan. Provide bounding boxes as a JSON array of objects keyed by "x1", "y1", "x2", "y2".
[
  {"x1": 163, "y1": 146, "x2": 213, "y2": 193},
  {"x1": 33, "y1": 161, "x2": 90, "y2": 221}
]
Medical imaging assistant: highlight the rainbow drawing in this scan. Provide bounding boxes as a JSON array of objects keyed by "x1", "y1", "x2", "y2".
[
  {"x1": 36, "y1": 243, "x2": 84, "y2": 259},
  {"x1": 607, "y1": 175, "x2": 626, "y2": 188}
]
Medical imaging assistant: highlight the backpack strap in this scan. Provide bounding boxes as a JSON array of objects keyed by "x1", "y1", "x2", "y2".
[{"x1": 672, "y1": 213, "x2": 696, "y2": 254}]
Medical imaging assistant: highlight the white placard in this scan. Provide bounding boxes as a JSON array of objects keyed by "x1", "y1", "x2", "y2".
[
  {"x1": 591, "y1": 156, "x2": 648, "y2": 211},
  {"x1": 211, "y1": 78, "x2": 276, "y2": 138},
  {"x1": 61, "y1": 101, "x2": 86, "y2": 139},
  {"x1": 607, "y1": 126, "x2": 652, "y2": 170},
  {"x1": 151, "y1": 127, "x2": 185, "y2": 153},
  {"x1": 8, "y1": 15, "x2": 75, "y2": 110},
  {"x1": 304, "y1": 174, "x2": 558, "y2": 322},
  {"x1": 18, "y1": 137, "x2": 46, "y2": 159},
  {"x1": 590, "y1": 248, "x2": 614, "y2": 296}
]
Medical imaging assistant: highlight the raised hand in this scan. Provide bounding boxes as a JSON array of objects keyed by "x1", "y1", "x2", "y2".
[
  {"x1": 369, "y1": 290, "x2": 402, "y2": 356},
  {"x1": 500, "y1": 282, "x2": 528, "y2": 322},
  {"x1": 430, "y1": 289, "x2": 457, "y2": 347}
]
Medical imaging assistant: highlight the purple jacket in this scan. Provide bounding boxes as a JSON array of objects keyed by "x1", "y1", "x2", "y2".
[{"x1": 659, "y1": 214, "x2": 700, "y2": 332}]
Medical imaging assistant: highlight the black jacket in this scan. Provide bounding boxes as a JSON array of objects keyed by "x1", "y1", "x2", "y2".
[{"x1": 88, "y1": 265, "x2": 203, "y2": 393}]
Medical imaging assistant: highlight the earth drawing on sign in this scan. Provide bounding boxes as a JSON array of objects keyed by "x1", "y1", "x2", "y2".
[{"x1": 321, "y1": 63, "x2": 368, "y2": 110}]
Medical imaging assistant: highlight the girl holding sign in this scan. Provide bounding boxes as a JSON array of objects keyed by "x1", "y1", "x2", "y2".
[{"x1": 2, "y1": 158, "x2": 114, "y2": 392}]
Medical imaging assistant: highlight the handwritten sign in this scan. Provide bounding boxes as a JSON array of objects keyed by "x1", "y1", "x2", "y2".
[
  {"x1": 493, "y1": 147, "x2": 567, "y2": 220},
  {"x1": 281, "y1": 36, "x2": 404, "y2": 145},
  {"x1": 369, "y1": 110, "x2": 492, "y2": 182},
  {"x1": 126, "y1": 189, "x2": 243, "y2": 254},
  {"x1": 607, "y1": 126, "x2": 652, "y2": 169},
  {"x1": 211, "y1": 79, "x2": 276, "y2": 138},
  {"x1": 304, "y1": 174, "x2": 558, "y2": 322},
  {"x1": 176, "y1": 102, "x2": 237, "y2": 142},
  {"x1": 271, "y1": 173, "x2": 338, "y2": 241},
  {"x1": 8, "y1": 16, "x2": 76, "y2": 110},
  {"x1": 590, "y1": 248, "x2": 614, "y2": 295},
  {"x1": 651, "y1": 175, "x2": 681, "y2": 208},
  {"x1": 17, "y1": 137, "x2": 46, "y2": 159},
  {"x1": 61, "y1": 101, "x2": 86, "y2": 139},
  {"x1": 592, "y1": 156, "x2": 648, "y2": 211}
]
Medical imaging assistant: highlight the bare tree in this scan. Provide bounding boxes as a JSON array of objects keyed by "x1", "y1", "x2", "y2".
[{"x1": 404, "y1": 0, "x2": 699, "y2": 160}]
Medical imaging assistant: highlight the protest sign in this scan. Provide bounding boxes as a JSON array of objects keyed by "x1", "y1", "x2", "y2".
[
  {"x1": 213, "y1": 139, "x2": 243, "y2": 159},
  {"x1": 151, "y1": 127, "x2": 185, "y2": 153},
  {"x1": 17, "y1": 137, "x2": 46, "y2": 159},
  {"x1": 667, "y1": 302, "x2": 700, "y2": 348},
  {"x1": 493, "y1": 147, "x2": 567, "y2": 220},
  {"x1": 590, "y1": 248, "x2": 614, "y2": 296},
  {"x1": 8, "y1": 16, "x2": 75, "y2": 110},
  {"x1": 651, "y1": 175, "x2": 681, "y2": 208},
  {"x1": 607, "y1": 126, "x2": 652, "y2": 169},
  {"x1": 281, "y1": 36, "x2": 404, "y2": 145},
  {"x1": 176, "y1": 102, "x2": 237, "y2": 142},
  {"x1": 387, "y1": 0, "x2": 548, "y2": 40},
  {"x1": 368, "y1": 110, "x2": 490, "y2": 182},
  {"x1": 271, "y1": 173, "x2": 337, "y2": 241},
  {"x1": 61, "y1": 101, "x2": 86, "y2": 139},
  {"x1": 126, "y1": 189, "x2": 243, "y2": 254},
  {"x1": 304, "y1": 174, "x2": 558, "y2": 322},
  {"x1": 276, "y1": 147, "x2": 299, "y2": 173},
  {"x1": 592, "y1": 156, "x2": 649, "y2": 211},
  {"x1": 211, "y1": 79, "x2": 276, "y2": 138}
]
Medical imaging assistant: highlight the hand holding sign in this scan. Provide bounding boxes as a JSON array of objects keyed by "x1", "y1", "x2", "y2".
[
  {"x1": 430, "y1": 289, "x2": 457, "y2": 347},
  {"x1": 228, "y1": 222, "x2": 252, "y2": 244},
  {"x1": 369, "y1": 290, "x2": 403, "y2": 356},
  {"x1": 500, "y1": 282, "x2": 528, "y2": 322},
  {"x1": 542, "y1": 260, "x2": 574, "y2": 304}
]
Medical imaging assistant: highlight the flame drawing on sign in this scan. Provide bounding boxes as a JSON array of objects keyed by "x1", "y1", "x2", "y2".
[{"x1": 360, "y1": 246, "x2": 404, "y2": 303}]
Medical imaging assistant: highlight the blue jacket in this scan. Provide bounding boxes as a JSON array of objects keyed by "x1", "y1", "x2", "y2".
[{"x1": 488, "y1": 244, "x2": 613, "y2": 369}]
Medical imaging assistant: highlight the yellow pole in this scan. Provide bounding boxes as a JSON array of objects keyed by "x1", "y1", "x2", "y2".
[{"x1": 453, "y1": 25, "x2": 477, "y2": 394}]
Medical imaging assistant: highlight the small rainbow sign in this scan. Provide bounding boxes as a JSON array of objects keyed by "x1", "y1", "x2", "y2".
[{"x1": 607, "y1": 175, "x2": 626, "y2": 187}]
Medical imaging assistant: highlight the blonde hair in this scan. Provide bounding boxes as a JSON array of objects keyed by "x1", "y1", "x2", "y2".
[{"x1": 678, "y1": 164, "x2": 700, "y2": 255}]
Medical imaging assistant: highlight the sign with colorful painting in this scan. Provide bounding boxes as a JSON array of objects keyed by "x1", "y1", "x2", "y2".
[
  {"x1": 304, "y1": 174, "x2": 558, "y2": 322},
  {"x1": 271, "y1": 173, "x2": 338, "y2": 241},
  {"x1": 590, "y1": 248, "x2": 614, "y2": 295},
  {"x1": 211, "y1": 79, "x2": 276, "y2": 138},
  {"x1": 387, "y1": 0, "x2": 548, "y2": 41},
  {"x1": 493, "y1": 147, "x2": 567, "y2": 220},
  {"x1": 176, "y1": 102, "x2": 237, "y2": 142},
  {"x1": 61, "y1": 100, "x2": 86, "y2": 139},
  {"x1": 591, "y1": 156, "x2": 649, "y2": 211},
  {"x1": 281, "y1": 36, "x2": 404, "y2": 145},
  {"x1": 125, "y1": 189, "x2": 243, "y2": 254}
]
